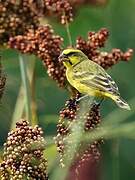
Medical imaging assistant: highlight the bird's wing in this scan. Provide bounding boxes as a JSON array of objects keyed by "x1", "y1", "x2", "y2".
[{"x1": 73, "y1": 60, "x2": 120, "y2": 96}]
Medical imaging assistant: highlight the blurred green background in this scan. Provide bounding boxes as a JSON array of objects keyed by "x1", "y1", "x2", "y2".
[{"x1": 1, "y1": 0, "x2": 135, "y2": 179}]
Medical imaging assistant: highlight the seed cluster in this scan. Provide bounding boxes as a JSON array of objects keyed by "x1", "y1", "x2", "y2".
[
  {"x1": 0, "y1": 0, "x2": 40, "y2": 46},
  {"x1": 0, "y1": 120, "x2": 48, "y2": 180},
  {"x1": 0, "y1": 0, "x2": 73, "y2": 46},
  {"x1": 59, "y1": 93, "x2": 81, "y2": 121},
  {"x1": 8, "y1": 25, "x2": 66, "y2": 87},
  {"x1": 55, "y1": 95, "x2": 102, "y2": 174},
  {"x1": 76, "y1": 28, "x2": 133, "y2": 69},
  {"x1": 45, "y1": 0, "x2": 73, "y2": 24},
  {"x1": 0, "y1": 58, "x2": 6, "y2": 100}
]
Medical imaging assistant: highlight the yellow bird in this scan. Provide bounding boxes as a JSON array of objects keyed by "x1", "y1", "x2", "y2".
[{"x1": 59, "y1": 48, "x2": 130, "y2": 110}]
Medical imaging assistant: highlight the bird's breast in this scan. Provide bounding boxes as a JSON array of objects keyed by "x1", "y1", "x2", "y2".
[
  {"x1": 66, "y1": 69, "x2": 93, "y2": 95},
  {"x1": 66, "y1": 69, "x2": 76, "y2": 87}
]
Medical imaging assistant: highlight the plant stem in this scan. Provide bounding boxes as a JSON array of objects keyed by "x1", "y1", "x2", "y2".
[
  {"x1": 11, "y1": 56, "x2": 36, "y2": 129},
  {"x1": 27, "y1": 58, "x2": 38, "y2": 126},
  {"x1": 65, "y1": 20, "x2": 72, "y2": 47},
  {"x1": 10, "y1": 84, "x2": 25, "y2": 130},
  {"x1": 19, "y1": 54, "x2": 32, "y2": 122}
]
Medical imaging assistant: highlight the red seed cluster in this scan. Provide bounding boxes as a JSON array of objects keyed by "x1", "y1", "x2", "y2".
[
  {"x1": 76, "y1": 28, "x2": 133, "y2": 69},
  {"x1": 93, "y1": 48, "x2": 133, "y2": 69},
  {"x1": 85, "y1": 103, "x2": 101, "y2": 131},
  {"x1": 0, "y1": 120, "x2": 48, "y2": 180},
  {"x1": 0, "y1": 0, "x2": 73, "y2": 46},
  {"x1": 0, "y1": 58, "x2": 6, "y2": 100},
  {"x1": 45, "y1": 0, "x2": 73, "y2": 24},
  {"x1": 76, "y1": 28, "x2": 109, "y2": 51},
  {"x1": 0, "y1": 0, "x2": 40, "y2": 46},
  {"x1": 8, "y1": 25, "x2": 66, "y2": 87},
  {"x1": 55, "y1": 94, "x2": 102, "y2": 170},
  {"x1": 59, "y1": 93, "x2": 81, "y2": 120}
]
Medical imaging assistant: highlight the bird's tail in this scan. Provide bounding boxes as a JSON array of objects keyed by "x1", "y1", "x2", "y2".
[{"x1": 112, "y1": 96, "x2": 131, "y2": 110}]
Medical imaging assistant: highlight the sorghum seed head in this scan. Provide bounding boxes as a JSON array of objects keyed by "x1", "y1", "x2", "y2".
[
  {"x1": 8, "y1": 25, "x2": 66, "y2": 87},
  {"x1": 0, "y1": 119, "x2": 48, "y2": 179},
  {"x1": 76, "y1": 28, "x2": 133, "y2": 69}
]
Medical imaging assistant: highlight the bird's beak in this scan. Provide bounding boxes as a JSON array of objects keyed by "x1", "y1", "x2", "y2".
[{"x1": 58, "y1": 54, "x2": 69, "y2": 62}]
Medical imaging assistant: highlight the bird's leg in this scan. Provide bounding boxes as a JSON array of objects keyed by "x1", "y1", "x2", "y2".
[{"x1": 76, "y1": 94, "x2": 89, "y2": 102}]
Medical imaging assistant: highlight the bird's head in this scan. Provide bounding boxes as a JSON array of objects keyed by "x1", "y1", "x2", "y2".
[{"x1": 59, "y1": 48, "x2": 87, "y2": 68}]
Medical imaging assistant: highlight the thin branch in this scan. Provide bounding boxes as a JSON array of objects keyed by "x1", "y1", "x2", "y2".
[
  {"x1": 27, "y1": 57, "x2": 38, "y2": 126},
  {"x1": 10, "y1": 84, "x2": 25, "y2": 130},
  {"x1": 19, "y1": 54, "x2": 32, "y2": 122},
  {"x1": 11, "y1": 55, "x2": 37, "y2": 129},
  {"x1": 65, "y1": 19, "x2": 72, "y2": 47}
]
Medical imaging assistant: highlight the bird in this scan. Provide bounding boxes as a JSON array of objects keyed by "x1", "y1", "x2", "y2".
[{"x1": 59, "y1": 48, "x2": 130, "y2": 110}]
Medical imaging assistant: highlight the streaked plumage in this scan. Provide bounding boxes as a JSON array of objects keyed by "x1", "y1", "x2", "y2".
[{"x1": 59, "y1": 49, "x2": 130, "y2": 110}]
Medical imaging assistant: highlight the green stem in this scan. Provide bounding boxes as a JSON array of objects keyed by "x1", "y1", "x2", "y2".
[
  {"x1": 65, "y1": 20, "x2": 72, "y2": 47},
  {"x1": 11, "y1": 56, "x2": 36, "y2": 129},
  {"x1": 19, "y1": 54, "x2": 32, "y2": 122},
  {"x1": 28, "y1": 58, "x2": 38, "y2": 126},
  {"x1": 10, "y1": 84, "x2": 25, "y2": 130}
]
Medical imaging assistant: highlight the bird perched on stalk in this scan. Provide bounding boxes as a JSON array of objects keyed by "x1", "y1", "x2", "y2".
[{"x1": 59, "y1": 48, "x2": 130, "y2": 110}]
